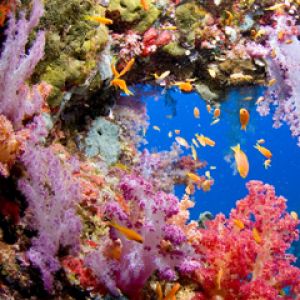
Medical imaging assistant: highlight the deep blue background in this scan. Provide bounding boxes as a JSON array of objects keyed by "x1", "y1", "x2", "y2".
[{"x1": 130, "y1": 84, "x2": 300, "y2": 221}]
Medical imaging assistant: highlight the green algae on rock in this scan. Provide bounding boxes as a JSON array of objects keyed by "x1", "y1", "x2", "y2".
[
  {"x1": 33, "y1": 0, "x2": 109, "y2": 107},
  {"x1": 108, "y1": 0, "x2": 161, "y2": 33}
]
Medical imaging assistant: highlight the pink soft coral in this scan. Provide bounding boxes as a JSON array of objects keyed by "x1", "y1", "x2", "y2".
[{"x1": 193, "y1": 180, "x2": 300, "y2": 300}]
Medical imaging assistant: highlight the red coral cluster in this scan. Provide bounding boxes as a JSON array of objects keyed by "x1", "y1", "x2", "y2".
[
  {"x1": 192, "y1": 180, "x2": 300, "y2": 300},
  {"x1": 142, "y1": 28, "x2": 172, "y2": 56}
]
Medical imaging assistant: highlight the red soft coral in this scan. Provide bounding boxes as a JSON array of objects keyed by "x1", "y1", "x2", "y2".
[{"x1": 193, "y1": 181, "x2": 300, "y2": 300}]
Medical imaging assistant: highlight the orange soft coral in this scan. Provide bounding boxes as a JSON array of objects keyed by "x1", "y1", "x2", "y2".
[{"x1": 0, "y1": 115, "x2": 20, "y2": 176}]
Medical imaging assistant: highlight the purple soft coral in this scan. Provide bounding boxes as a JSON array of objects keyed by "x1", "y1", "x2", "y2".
[
  {"x1": 0, "y1": 0, "x2": 45, "y2": 129},
  {"x1": 85, "y1": 173, "x2": 200, "y2": 298},
  {"x1": 18, "y1": 143, "x2": 82, "y2": 291}
]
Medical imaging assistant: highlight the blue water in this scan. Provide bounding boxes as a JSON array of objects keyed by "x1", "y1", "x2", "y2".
[{"x1": 130, "y1": 84, "x2": 300, "y2": 221}]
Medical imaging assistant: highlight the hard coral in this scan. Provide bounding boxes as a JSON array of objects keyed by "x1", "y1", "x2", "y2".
[
  {"x1": 85, "y1": 173, "x2": 200, "y2": 298},
  {"x1": 193, "y1": 180, "x2": 300, "y2": 300}
]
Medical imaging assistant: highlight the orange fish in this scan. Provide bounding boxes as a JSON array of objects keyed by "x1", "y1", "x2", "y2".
[
  {"x1": 239, "y1": 108, "x2": 250, "y2": 130},
  {"x1": 233, "y1": 219, "x2": 245, "y2": 230},
  {"x1": 174, "y1": 81, "x2": 193, "y2": 92},
  {"x1": 110, "y1": 78, "x2": 133, "y2": 95},
  {"x1": 187, "y1": 172, "x2": 202, "y2": 183},
  {"x1": 156, "y1": 282, "x2": 163, "y2": 300},
  {"x1": 252, "y1": 228, "x2": 262, "y2": 244},
  {"x1": 174, "y1": 129, "x2": 181, "y2": 134},
  {"x1": 119, "y1": 58, "x2": 135, "y2": 77},
  {"x1": 231, "y1": 144, "x2": 249, "y2": 178},
  {"x1": 196, "y1": 134, "x2": 215, "y2": 147},
  {"x1": 194, "y1": 107, "x2": 200, "y2": 118},
  {"x1": 213, "y1": 108, "x2": 221, "y2": 119},
  {"x1": 108, "y1": 221, "x2": 144, "y2": 243},
  {"x1": 206, "y1": 104, "x2": 212, "y2": 113},
  {"x1": 164, "y1": 283, "x2": 180, "y2": 300},
  {"x1": 85, "y1": 15, "x2": 113, "y2": 25},
  {"x1": 140, "y1": 0, "x2": 149, "y2": 10},
  {"x1": 216, "y1": 268, "x2": 223, "y2": 290},
  {"x1": 254, "y1": 144, "x2": 272, "y2": 159}
]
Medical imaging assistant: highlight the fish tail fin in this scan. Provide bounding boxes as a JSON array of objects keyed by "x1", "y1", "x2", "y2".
[{"x1": 241, "y1": 125, "x2": 247, "y2": 131}]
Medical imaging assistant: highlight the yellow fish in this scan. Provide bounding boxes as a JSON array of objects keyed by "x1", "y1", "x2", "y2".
[
  {"x1": 196, "y1": 134, "x2": 216, "y2": 147},
  {"x1": 194, "y1": 107, "x2": 200, "y2": 118},
  {"x1": 110, "y1": 78, "x2": 133, "y2": 95},
  {"x1": 191, "y1": 145, "x2": 197, "y2": 160},
  {"x1": 263, "y1": 159, "x2": 271, "y2": 169},
  {"x1": 254, "y1": 144, "x2": 272, "y2": 159},
  {"x1": 202, "y1": 179, "x2": 212, "y2": 192},
  {"x1": 153, "y1": 70, "x2": 170, "y2": 84},
  {"x1": 255, "y1": 96, "x2": 265, "y2": 105},
  {"x1": 210, "y1": 166, "x2": 217, "y2": 170},
  {"x1": 161, "y1": 25, "x2": 177, "y2": 31},
  {"x1": 268, "y1": 78, "x2": 277, "y2": 87},
  {"x1": 153, "y1": 125, "x2": 161, "y2": 131},
  {"x1": 192, "y1": 138, "x2": 199, "y2": 148},
  {"x1": 112, "y1": 163, "x2": 130, "y2": 172},
  {"x1": 85, "y1": 15, "x2": 113, "y2": 25},
  {"x1": 252, "y1": 228, "x2": 262, "y2": 244},
  {"x1": 243, "y1": 96, "x2": 253, "y2": 101},
  {"x1": 108, "y1": 221, "x2": 144, "y2": 243},
  {"x1": 257, "y1": 139, "x2": 265, "y2": 144},
  {"x1": 233, "y1": 219, "x2": 245, "y2": 230},
  {"x1": 291, "y1": 211, "x2": 298, "y2": 221},
  {"x1": 231, "y1": 144, "x2": 249, "y2": 178},
  {"x1": 175, "y1": 137, "x2": 189, "y2": 148},
  {"x1": 211, "y1": 118, "x2": 220, "y2": 126}
]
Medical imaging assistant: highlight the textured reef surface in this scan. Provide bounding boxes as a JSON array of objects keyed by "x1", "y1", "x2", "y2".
[{"x1": 0, "y1": 0, "x2": 299, "y2": 299}]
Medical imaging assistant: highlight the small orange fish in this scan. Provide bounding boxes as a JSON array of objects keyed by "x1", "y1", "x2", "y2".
[
  {"x1": 202, "y1": 179, "x2": 212, "y2": 192},
  {"x1": 254, "y1": 144, "x2": 272, "y2": 159},
  {"x1": 206, "y1": 104, "x2": 212, "y2": 113},
  {"x1": 233, "y1": 219, "x2": 245, "y2": 230},
  {"x1": 140, "y1": 0, "x2": 149, "y2": 10},
  {"x1": 255, "y1": 96, "x2": 265, "y2": 105},
  {"x1": 213, "y1": 108, "x2": 221, "y2": 119},
  {"x1": 174, "y1": 81, "x2": 193, "y2": 92},
  {"x1": 231, "y1": 144, "x2": 249, "y2": 178},
  {"x1": 252, "y1": 228, "x2": 262, "y2": 244},
  {"x1": 108, "y1": 221, "x2": 144, "y2": 243},
  {"x1": 196, "y1": 134, "x2": 215, "y2": 147},
  {"x1": 156, "y1": 282, "x2": 163, "y2": 300},
  {"x1": 216, "y1": 268, "x2": 223, "y2": 290},
  {"x1": 187, "y1": 172, "x2": 202, "y2": 183},
  {"x1": 240, "y1": 108, "x2": 250, "y2": 130},
  {"x1": 194, "y1": 107, "x2": 200, "y2": 118},
  {"x1": 174, "y1": 129, "x2": 181, "y2": 134},
  {"x1": 175, "y1": 136, "x2": 189, "y2": 148},
  {"x1": 110, "y1": 78, "x2": 133, "y2": 95},
  {"x1": 119, "y1": 58, "x2": 135, "y2": 77},
  {"x1": 85, "y1": 15, "x2": 113, "y2": 25},
  {"x1": 164, "y1": 283, "x2": 180, "y2": 300}
]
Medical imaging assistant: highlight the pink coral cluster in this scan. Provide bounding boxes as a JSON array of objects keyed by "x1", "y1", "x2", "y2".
[{"x1": 192, "y1": 180, "x2": 300, "y2": 300}]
